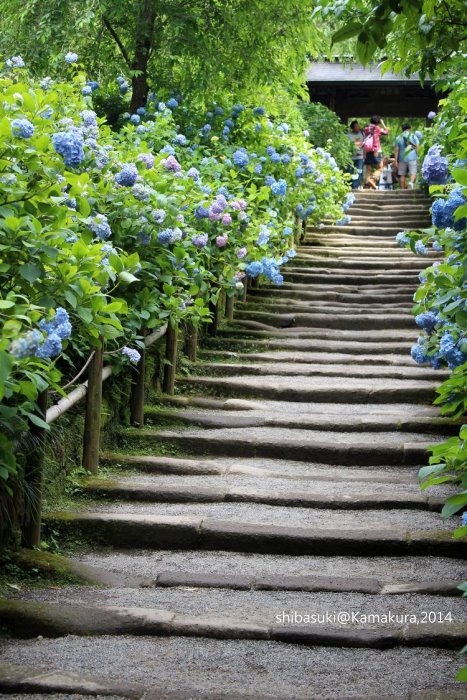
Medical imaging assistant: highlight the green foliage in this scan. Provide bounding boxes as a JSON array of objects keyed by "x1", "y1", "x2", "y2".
[
  {"x1": 0, "y1": 57, "x2": 349, "y2": 496},
  {"x1": 323, "y1": 0, "x2": 467, "y2": 84},
  {"x1": 299, "y1": 101, "x2": 353, "y2": 168},
  {"x1": 0, "y1": 0, "x2": 320, "y2": 108}
]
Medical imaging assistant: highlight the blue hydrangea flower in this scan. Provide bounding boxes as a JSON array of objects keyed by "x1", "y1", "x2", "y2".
[
  {"x1": 136, "y1": 107, "x2": 146, "y2": 116},
  {"x1": 115, "y1": 164, "x2": 138, "y2": 186},
  {"x1": 233, "y1": 150, "x2": 249, "y2": 167},
  {"x1": 52, "y1": 131, "x2": 85, "y2": 167},
  {"x1": 11, "y1": 118, "x2": 34, "y2": 139},
  {"x1": 86, "y1": 81, "x2": 99, "y2": 92},
  {"x1": 281, "y1": 154, "x2": 291, "y2": 164},
  {"x1": 265, "y1": 175, "x2": 275, "y2": 186},
  {"x1": 137, "y1": 153, "x2": 155, "y2": 169},
  {"x1": 411, "y1": 340, "x2": 429, "y2": 365},
  {"x1": 158, "y1": 227, "x2": 182, "y2": 245},
  {"x1": 81, "y1": 110, "x2": 97, "y2": 127},
  {"x1": 440, "y1": 332, "x2": 467, "y2": 369},
  {"x1": 254, "y1": 164, "x2": 263, "y2": 174},
  {"x1": 116, "y1": 76, "x2": 126, "y2": 85},
  {"x1": 422, "y1": 145, "x2": 449, "y2": 185},
  {"x1": 266, "y1": 146, "x2": 276, "y2": 156},
  {"x1": 82, "y1": 85, "x2": 92, "y2": 96},
  {"x1": 432, "y1": 240, "x2": 443, "y2": 252},
  {"x1": 152, "y1": 208, "x2": 166, "y2": 224},
  {"x1": 396, "y1": 231, "x2": 410, "y2": 247},
  {"x1": 214, "y1": 106, "x2": 224, "y2": 116},
  {"x1": 245, "y1": 261, "x2": 263, "y2": 278},
  {"x1": 121, "y1": 347, "x2": 141, "y2": 364},
  {"x1": 89, "y1": 213, "x2": 112, "y2": 240},
  {"x1": 160, "y1": 144, "x2": 176, "y2": 156},
  {"x1": 130, "y1": 114, "x2": 141, "y2": 125},
  {"x1": 9, "y1": 330, "x2": 43, "y2": 359},
  {"x1": 120, "y1": 83, "x2": 128, "y2": 95},
  {"x1": 271, "y1": 179, "x2": 287, "y2": 197},
  {"x1": 174, "y1": 134, "x2": 187, "y2": 145},
  {"x1": 6, "y1": 55, "x2": 25, "y2": 68},
  {"x1": 432, "y1": 189, "x2": 467, "y2": 231},
  {"x1": 195, "y1": 205, "x2": 210, "y2": 219},
  {"x1": 414, "y1": 240, "x2": 428, "y2": 255},
  {"x1": 167, "y1": 98, "x2": 179, "y2": 109},
  {"x1": 253, "y1": 106, "x2": 265, "y2": 116},
  {"x1": 36, "y1": 333, "x2": 62, "y2": 359},
  {"x1": 415, "y1": 312, "x2": 439, "y2": 334},
  {"x1": 192, "y1": 233, "x2": 208, "y2": 248},
  {"x1": 64, "y1": 52, "x2": 78, "y2": 64}
]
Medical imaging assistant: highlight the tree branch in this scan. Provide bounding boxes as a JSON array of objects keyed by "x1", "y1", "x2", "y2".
[{"x1": 102, "y1": 15, "x2": 131, "y2": 67}]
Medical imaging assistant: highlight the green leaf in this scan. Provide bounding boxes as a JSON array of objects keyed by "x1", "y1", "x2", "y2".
[
  {"x1": 19, "y1": 262, "x2": 42, "y2": 283},
  {"x1": 331, "y1": 22, "x2": 362, "y2": 44},
  {"x1": 24, "y1": 412, "x2": 50, "y2": 430}
]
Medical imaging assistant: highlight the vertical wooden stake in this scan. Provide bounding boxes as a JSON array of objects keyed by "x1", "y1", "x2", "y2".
[
  {"x1": 130, "y1": 346, "x2": 146, "y2": 427},
  {"x1": 185, "y1": 321, "x2": 198, "y2": 362},
  {"x1": 208, "y1": 298, "x2": 220, "y2": 336},
  {"x1": 225, "y1": 295, "x2": 234, "y2": 321},
  {"x1": 82, "y1": 342, "x2": 104, "y2": 475},
  {"x1": 241, "y1": 278, "x2": 248, "y2": 303},
  {"x1": 163, "y1": 322, "x2": 178, "y2": 395},
  {"x1": 22, "y1": 389, "x2": 49, "y2": 548}
]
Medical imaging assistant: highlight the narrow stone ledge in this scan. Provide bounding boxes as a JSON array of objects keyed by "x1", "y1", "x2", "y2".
[
  {"x1": 253, "y1": 574, "x2": 382, "y2": 594},
  {"x1": 170, "y1": 613, "x2": 270, "y2": 640},
  {"x1": 156, "y1": 571, "x2": 253, "y2": 590},
  {"x1": 269, "y1": 626, "x2": 402, "y2": 649},
  {"x1": 0, "y1": 663, "x2": 145, "y2": 699}
]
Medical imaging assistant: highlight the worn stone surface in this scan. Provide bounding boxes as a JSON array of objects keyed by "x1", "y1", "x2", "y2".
[{"x1": 3, "y1": 193, "x2": 465, "y2": 697}]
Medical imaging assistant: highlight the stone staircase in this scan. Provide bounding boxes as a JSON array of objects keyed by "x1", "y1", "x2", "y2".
[{"x1": 1, "y1": 190, "x2": 466, "y2": 699}]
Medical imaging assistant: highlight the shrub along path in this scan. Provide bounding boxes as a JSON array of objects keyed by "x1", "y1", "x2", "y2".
[{"x1": 1, "y1": 190, "x2": 466, "y2": 699}]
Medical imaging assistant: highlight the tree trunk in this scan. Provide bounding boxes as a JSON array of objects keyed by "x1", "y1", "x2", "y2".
[{"x1": 129, "y1": 0, "x2": 156, "y2": 112}]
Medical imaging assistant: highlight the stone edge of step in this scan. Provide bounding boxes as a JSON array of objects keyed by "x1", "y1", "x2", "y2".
[
  {"x1": 0, "y1": 598, "x2": 466, "y2": 650},
  {"x1": 81, "y1": 478, "x2": 446, "y2": 512},
  {"x1": 42, "y1": 512, "x2": 467, "y2": 557},
  {"x1": 0, "y1": 662, "x2": 463, "y2": 700}
]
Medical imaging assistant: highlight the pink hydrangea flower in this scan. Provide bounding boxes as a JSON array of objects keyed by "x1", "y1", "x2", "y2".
[
  {"x1": 221, "y1": 213, "x2": 232, "y2": 225},
  {"x1": 162, "y1": 155, "x2": 182, "y2": 172},
  {"x1": 216, "y1": 234, "x2": 228, "y2": 247},
  {"x1": 236, "y1": 247, "x2": 247, "y2": 259}
]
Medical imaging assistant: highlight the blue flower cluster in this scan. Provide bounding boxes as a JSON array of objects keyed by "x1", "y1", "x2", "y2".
[
  {"x1": 64, "y1": 52, "x2": 78, "y2": 64},
  {"x1": 396, "y1": 231, "x2": 410, "y2": 247},
  {"x1": 157, "y1": 227, "x2": 183, "y2": 245},
  {"x1": 414, "y1": 240, "x2": 428, "y2": 255},
  {"x1": 6, "y1": 55, "x2": 25, "y2": 68},
  {"x1": 11, "y1": 118, "x2": 34, "y2": 139},
  {"x1": 10, "y1": 308, "x2": 72, "y2": 360},
  {"x1": 439, "y1": 332, "x2": 467, "y2": 369},
  {"x1": 89, "y1": 213, "x2": 112, "y2": 241},
  {"x1": 270, "y1": 179, "x2": 287, "y2": 197},
  {"x1": 121, "y1": 346, "x2": 141, "y2": 364},
  {"x1": 432, "y1": 188, "x2": 467, "y2": 232},
  {"x1": 52, "y1": 130, "x2": 85, "y2": 167},
  {"x1": 233, "y1": 149, "x2": 249, "y2": 167},
  {"x1": 115, "y1": 164, "x2": 138, "y2": 187},
  {"x1": 415, "y1": 312, "x2": 440, "y2": 334},
  {"x1": 422, "y1": 145, "x2": 449, "y2": 185}
]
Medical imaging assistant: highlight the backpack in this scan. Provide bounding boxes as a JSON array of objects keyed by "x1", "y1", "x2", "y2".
[{"x1": 363, "y1": 127, "x2": 375, "y2": 154}]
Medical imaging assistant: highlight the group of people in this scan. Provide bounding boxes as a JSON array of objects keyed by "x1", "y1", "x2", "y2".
[{"x1": 347, "y1": 116, "x2": 421, "y2": 191}]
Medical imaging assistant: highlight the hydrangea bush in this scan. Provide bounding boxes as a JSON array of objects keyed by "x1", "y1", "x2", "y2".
[
  {"x1": 395, "y1": 78, "x2": 467, "y2": 536},
  {"x1": 0, "y1": 56, "x2": 349, "y2": 490}
]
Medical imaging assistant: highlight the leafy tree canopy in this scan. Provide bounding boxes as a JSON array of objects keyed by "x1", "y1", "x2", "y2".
[
  {"x1": 320, "y1": 0, "x2": 467, "y2": 86},
  {"x1": 0, "y1": 0, "x2": 320, "y2": 108}
]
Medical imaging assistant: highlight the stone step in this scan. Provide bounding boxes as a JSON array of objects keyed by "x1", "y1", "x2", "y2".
[
  {"x1": 240, "y1": 299, "x2": 411, "y2": 312},
  {"x1": 0, "y1": 644, "x2": 463, "y2": 699},
  {"x1": 307, "y1": 226, "x2": 419, "y2": 236},
  {"x1": 101, "y1": 451, "x2": 430, "y2": 482},
  {"x1": 290, "y1": 258, "x2": 431, "y2": 270},
  {"x1": 203, "y1": 336, "x2": 413, "y2": 354},
  {"x1": 69, "y1": 548, "x2": 467, "y2": 591},
  {"x1": 282, "y1": 272, "x2": 418, "y2": 286},
  {"x1": 247, "y1": 289, "x2": 414, "y2": 303},
  {"x1": 177, "y1": 375, "x2": 437, "y2": 404},
  {"x1": 197, "y1": 349, "x2": 420, "y2": 366},
  {"x1": 129, "y1": 424, "x2": 436, "y2": 465},
  {"x1": 43, "y1": 511, "x2": 465, "y2": 556},
  {"x1": 232, "y1": 310, "x2": 415, "y2": 330},
  {"x1": 187, "y1": 362, "x2": 446, "y2": 383},
  {"x1": 81, "y1": 477, "x2": 446, "y2": 511},
  {"x1": 217, "y1": 327, "x2": 417, "y2": 342}
]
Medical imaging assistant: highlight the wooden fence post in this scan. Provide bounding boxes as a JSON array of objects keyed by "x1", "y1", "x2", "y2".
[
  {"x1": 208, "y1": 298, "x2": 220, "y2": 336},
  {"x1": 184, "y1": 321, "x2": 198, "y2": 362},
  {"x1": 82, "y1": 342, "x2": 104, "y2": 475},
  {"x1": 241, "y1": 277, "x2": 248, "y2": 303},
  {"x1": 130, "y1": 345, "x2": 145, "y2": 427},
  {"x1": 225, "y1": 295, "x2": 234, "y2": 321},
  {"x1": 21, "y1": 388, "x2": 49, "y2": 548},
  {"x1": 163, "y1": 322, "x2": 178, "y2": 395}
]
